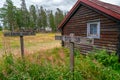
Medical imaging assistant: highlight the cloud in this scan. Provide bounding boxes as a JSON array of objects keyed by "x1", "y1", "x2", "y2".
[
  {"x1": 28, "y1": 0, "x2": 120, "y2": 12},
  {"x1": 27, "y1": 0, "x2": 77, "y2": 12},
  {"x1": 53, "y1": 0, "x2": 63, "y2": 3},
  {"x1": 32, "y1": 0, "x2": 43, "y2": 3},
  {"x1": 0, "y1": 0, "x2": 120, "y2": 12},
  {"x1": 100, "y1": 0, "x2": 120, "y2": 5}
]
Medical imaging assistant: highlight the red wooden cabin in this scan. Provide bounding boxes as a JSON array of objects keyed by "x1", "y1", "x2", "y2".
[{"x1": 58, "y1": 0, "x2": 120, "y2": 53}]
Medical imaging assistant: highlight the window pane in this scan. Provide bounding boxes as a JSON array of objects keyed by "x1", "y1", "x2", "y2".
[{"x1": 90, "y1": 24, "x2": 97, "y2": 35}]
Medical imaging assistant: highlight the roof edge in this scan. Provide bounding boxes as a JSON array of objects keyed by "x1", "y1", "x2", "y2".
[
  {"x1": 58, "y1": 0, "x2": 120, "y2": 30},
  {"x1": 58, "y1": 0, "x2": 81, "y2": 30}
]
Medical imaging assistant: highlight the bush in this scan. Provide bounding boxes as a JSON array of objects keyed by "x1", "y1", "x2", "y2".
[{"x1": 89, "y1": 49, "x2": 120, "y2": 71}]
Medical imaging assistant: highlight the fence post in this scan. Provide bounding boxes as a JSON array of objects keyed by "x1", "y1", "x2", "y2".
[
  {"x1": 70, "y1": 42, "x2": 74, "y2": 72},
  {"x1": 69, "y1": 33, "x2": 75, "y2": 79},
  {"x1": 20, "y1": 36, "x2": 24, "y2": 58}
]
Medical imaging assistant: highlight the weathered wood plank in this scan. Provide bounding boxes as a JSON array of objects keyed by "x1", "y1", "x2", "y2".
[
  {"x1": 55, "y1": 35, "x2": 94, "y2": 45},
  {"x1": 4, "y1": 32, "x2": 35, "y2": 37}
]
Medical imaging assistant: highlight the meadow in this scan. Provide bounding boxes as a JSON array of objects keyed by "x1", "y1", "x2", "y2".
[
  {"x1": 0, "y1": 32, "x2": 120, "y2": 80},
  {"x1": 0, "y1": 32, "x2": 61, "y2": 56}
]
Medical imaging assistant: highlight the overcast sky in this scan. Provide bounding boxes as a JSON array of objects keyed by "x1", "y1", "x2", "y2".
[{"x1": 0, "y1": 0, "x2": 120, "y2": 12}]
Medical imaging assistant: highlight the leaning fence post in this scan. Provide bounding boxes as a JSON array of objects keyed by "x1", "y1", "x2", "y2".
[{"x1": 69, "y1": 33, "x2": 75, "y2": 79}]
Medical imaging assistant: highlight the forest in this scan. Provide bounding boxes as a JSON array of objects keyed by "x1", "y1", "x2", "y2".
[{"x1": 0, "y1": 0, "x2": 66, "y2": 32}]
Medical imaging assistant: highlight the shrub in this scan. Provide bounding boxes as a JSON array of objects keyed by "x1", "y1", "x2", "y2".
[{"x1": 89, "y1": 49, "x2": 120, "y2": 71}]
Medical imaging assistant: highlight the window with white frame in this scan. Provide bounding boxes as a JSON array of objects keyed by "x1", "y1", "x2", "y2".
[{"x1": 87, "y1": 21, "x2": 100, "y2": 38}]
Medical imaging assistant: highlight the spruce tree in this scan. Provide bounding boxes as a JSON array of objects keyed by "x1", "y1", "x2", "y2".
[
  {"x1": 29, "y1": 5, "x2": 37, "y2": 29},
  {"x1": 40, "y1": 6, "x2": 47, "y2": 30},
  {"x1": 21, "y1": 0, "x2": 30, "y2": 30},
  {"x1": 55, "y1": 8, "x2": 64, "y2": 28},
  {"x1": 36, "y1": 5, "x2": 42, "y2": 31},
  {"x1": 0, "y1": 0, "x2": 17, "y2": 31},
  {"x1": 48, "y1": 10, "x2": 55, "y2": 32}
]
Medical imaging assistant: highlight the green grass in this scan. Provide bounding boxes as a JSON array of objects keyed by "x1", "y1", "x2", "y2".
[{"x1": 0, "y1": 48, "x2": 120, "y2": 80}]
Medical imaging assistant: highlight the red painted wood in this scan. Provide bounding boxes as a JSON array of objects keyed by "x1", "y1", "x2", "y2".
[
  {"x1": 58, "y1": 0, "x2": 120, "y2": 29},
  {"x1": 63, "y1": 5, "x2": 119, "y2": 53}
]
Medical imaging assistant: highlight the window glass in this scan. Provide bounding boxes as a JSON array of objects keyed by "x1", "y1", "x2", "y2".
[
  {"x1": 87, "y1": 21, "x2": 100, "y2": 38},
  {"x1": 90, "y1": 24, "x2": 97, "y2": 35}
]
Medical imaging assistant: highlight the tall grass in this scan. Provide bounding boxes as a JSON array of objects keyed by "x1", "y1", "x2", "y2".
[
  {"x1": 0, "y1": 33, "x2": 61, "y2": 56},
  {"x1": 0, "y1": 48, "x2": 120, "y2": 80}
]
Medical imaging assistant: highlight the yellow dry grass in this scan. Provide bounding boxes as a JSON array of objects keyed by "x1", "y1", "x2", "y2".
[
  {"x1": 0, "y1": 32, "x2": 61, "y2": 56},
  {"x1": 25, "y1": 47, "x2": 67, "y2": 66}
]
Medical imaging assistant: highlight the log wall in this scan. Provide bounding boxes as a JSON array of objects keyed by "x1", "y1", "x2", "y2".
[{"x1": 63, "y1": 5, "x2": 119, "y2": 53}]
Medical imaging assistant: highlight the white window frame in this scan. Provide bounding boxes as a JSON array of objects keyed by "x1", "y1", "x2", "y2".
[{"x1": 87, "y1": 21, "x2": 100, "y2": 39}]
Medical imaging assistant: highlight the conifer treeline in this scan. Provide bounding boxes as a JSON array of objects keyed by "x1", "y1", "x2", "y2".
[{"x1": 0, "y1": 0, "x2": 66, "y2": 32}]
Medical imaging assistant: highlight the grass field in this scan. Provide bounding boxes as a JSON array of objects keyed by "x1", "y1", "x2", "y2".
[
  {"x1": 0, "y1": 47, "x2": 120, "y2": 80},
  {"x1": 0, "y1": 32, "x2": 120, "y2": 80},
  {"x1": 0, "y1": 32, "x2": 61, "y2": 56}
]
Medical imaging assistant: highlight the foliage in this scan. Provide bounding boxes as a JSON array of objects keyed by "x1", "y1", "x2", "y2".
[
  {"x1": 0, "y1": 48, "x2": 120, "y2": 80},
  {"x1": 0, "y1": 0, "x2": 65, "y2": 32},
  {"x1": 0, "y1": 0, "x2": 18, "y2": 31},
  {"x1": 0, "y1": 26, "x2": 2, "y2": 31},
  {"x1": 40, "y1": 6, "x2": 47, "y2": 30},
  {"x1": 75, "y1": 54, "x2": 120, "y2": 80},
  {"x1": 29, "y1": 5, "x2": 37, "y2": 29},
  {"x1": 21, "y1": 0, "x2": 30, "y2": 30},
  {"x1": 48, "y1": 10, "x2": 55, "y2": 32},
  {"x1": 89, "y1": 49, "x2": 120, "y2": 72},
  {"x1": 55, "y1": 8, "x2": 64, "y2": 28}
]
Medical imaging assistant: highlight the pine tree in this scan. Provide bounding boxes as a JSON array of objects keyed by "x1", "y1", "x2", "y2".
[
  {"x1": 29, "y1": 5, "x2": 37, "y2": 29},
  {"x1": 0, "y1": 0, "x2": 18, "y2": 31},
  {"x1": 21, "y1": 0, "x2": 30, "y2": 30},
  {"x1": 55, "y1": 8, "x2": 64, "y2": 29},
  {"x1": 36, "y1": 5, "x2": 42, "y2": 31},
  {"x1": 15, "y1": 8, "x2": 23, "y2": 30},
  {"x1": 40, "y1": 6, "x2": 47, "y2": 30},
  {"x1": 0, "y1": 0, "x2": 65, "y2": 32},
  {"x1": 48, "y1": 10, "x2": 55, "y2": 32}
]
